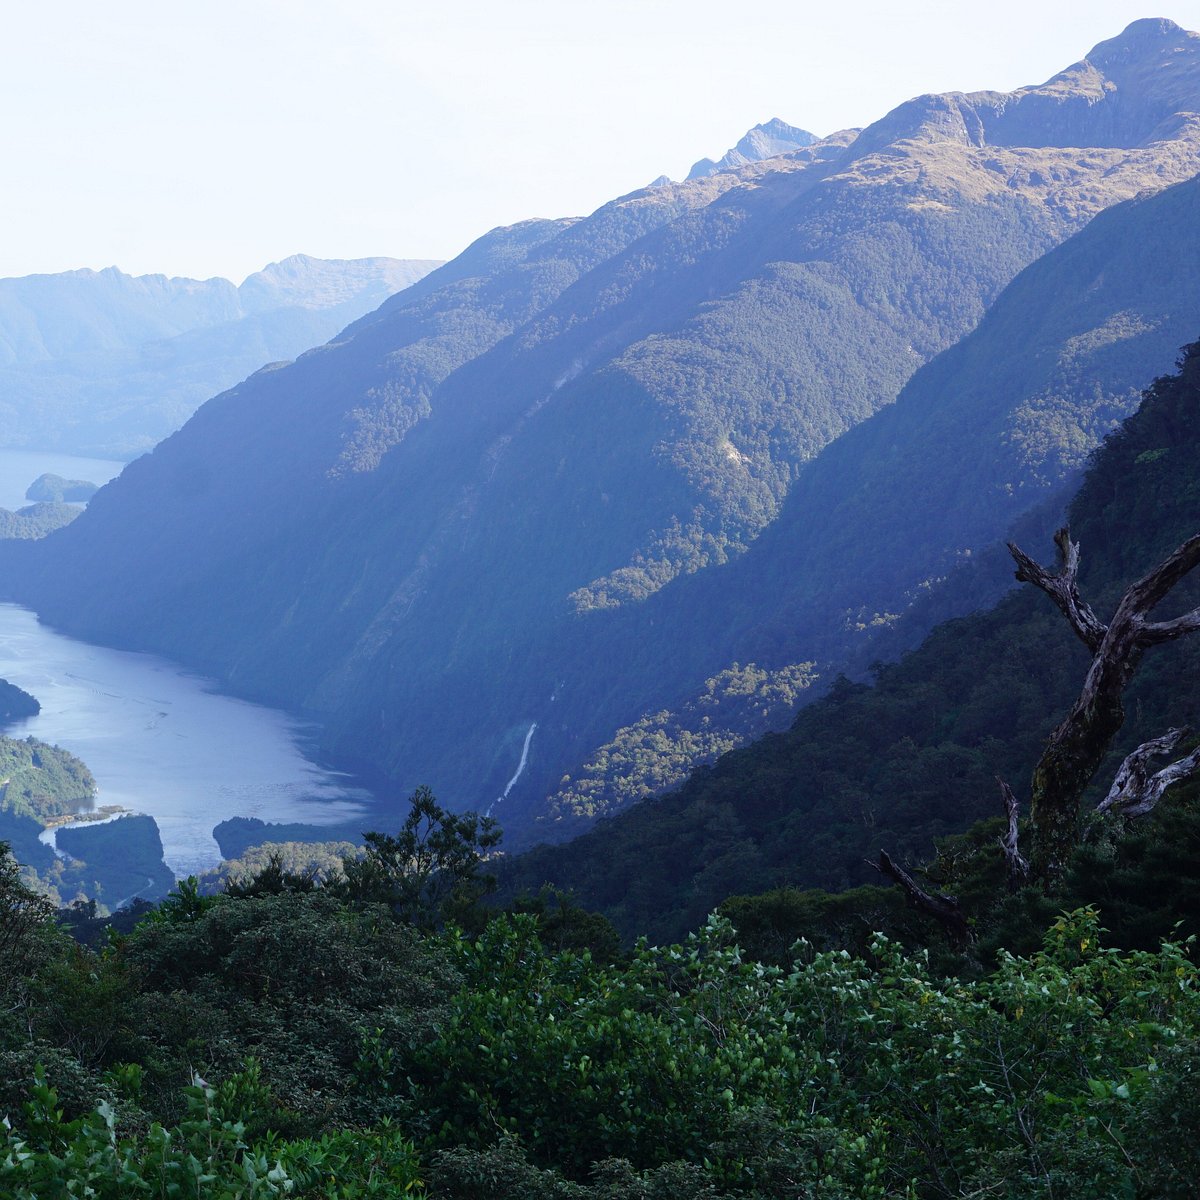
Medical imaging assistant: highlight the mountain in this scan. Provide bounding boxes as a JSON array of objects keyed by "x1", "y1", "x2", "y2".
[
  {"x1": 501, "y1": 337, "x2": 1200, "y2": 940},
  {"x1": 686, "y1": 118, "x2": 819, "y2": 178},
  {"x1": 538, "y1": 166, "x2": 1200, "y2": 837},
  {"x1": 4, "y1": 20, "x2": 1200, "y2": 848},
  {"x1": 0, "y1": 255, "x2": 441, "y2": 457}
]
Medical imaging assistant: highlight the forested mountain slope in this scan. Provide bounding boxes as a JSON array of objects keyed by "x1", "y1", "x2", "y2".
[
  {"x1": 502, "y1": 340, "x2": 1200, "y2": 940},
  {"x1": 536, "y1": 166, "x2": 1200, "y2": 838},
  {"x1": 5, "y1": 20, "x2": 1200, "y2": 844},
  {"x1": 0, "y1": 255, "x2": 440, "y2": 457}
]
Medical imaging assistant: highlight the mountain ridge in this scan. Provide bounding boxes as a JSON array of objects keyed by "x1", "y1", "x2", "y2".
[
  {"x1": 533, "y1": 169, "x2": 1200, "y2": 838},
  {"x1": 5, "y1": 20, "x2": 1200, "y2": 845}
]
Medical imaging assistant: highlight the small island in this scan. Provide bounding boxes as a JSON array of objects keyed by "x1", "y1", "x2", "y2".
[
  {"x1": 0, "y1": 678, "x2": 40, "y2": 726},
  {"x1": 25, "y1": 472, "x2": 99, "y2": 503}
]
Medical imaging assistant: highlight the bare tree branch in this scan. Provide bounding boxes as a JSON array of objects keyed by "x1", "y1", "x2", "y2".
[
  {"x1": 873, "y1": 850, "x2": 972, "y2": 946},
  {"x1": 1013, "y1": 528, "x2": 1200, "y2": 881},
  {"x1": 997, "y1": 778, "x2": 1029, "y2": 891},
  {"x1": 1120, "y1": 534, "x2": 1200, "y2": 632},
  {"x1": 1007, "y1": 527, "x2": 1106, "y2": 653},
  {"x1": 1137, "y1": 607, "x2": 1200, "y2": 646},
  {"x1": 1097, "y1": 728, "x2": 1200, "y2": 819}
]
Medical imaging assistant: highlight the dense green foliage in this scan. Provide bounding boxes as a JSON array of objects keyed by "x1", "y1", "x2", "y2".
[
  {"x1": 0, "y1": 676, "x2": 39, "y2": 724},
  {"x1": 197, "y1": 839, "x2": 363, "y2": 895},
  {"x1": 8, "y1": 25, "x2": 1199, "y2": 846},
  {"x1": 0, "y1": 734, "x2": 96, "y2": 821},
  {"x1": 120, "y1": 887, "x2": 458, "y2": 1129},
  {"x1": 213, "y1": 818, "x2": 368, "y2": 861},
  {"x1": 334, "y1": 786, "x2": 501, "y2": 931},
  {"x1": 408, "y1": 909, "x2": 1200, "y2": 1198},
  {"x1": 548, "y1": 663, "x2": 816, "y2": 828},
  {"x1": 6, "y1": 817, "x2": 1200, "y2": 1197}
]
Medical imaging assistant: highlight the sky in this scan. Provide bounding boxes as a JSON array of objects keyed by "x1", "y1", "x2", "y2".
[{"x1": 2, "y1": 1, "x2": 1197, "y2": 283}]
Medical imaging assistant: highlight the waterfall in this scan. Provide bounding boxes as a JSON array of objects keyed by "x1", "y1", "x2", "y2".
[{"x1": 487, "y1": 722, "x2": 537, "y2": 817}]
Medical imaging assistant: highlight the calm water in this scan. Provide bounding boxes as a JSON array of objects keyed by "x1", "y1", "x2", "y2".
[
  {"x1": 0, "y1": 602, "x2": 369, "y2": 876},
  {"x1": 0, "y1": 448, "x2": 127, "y2": 513}
]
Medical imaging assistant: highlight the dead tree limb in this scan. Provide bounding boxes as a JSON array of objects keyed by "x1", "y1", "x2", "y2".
[
  {"x1": 873, "y1": 850, "x2": 972, "y2": 947},
  {"x1": 1009, "y1": 528, "x2": 1200, "y2": 882},
  {"x1": 1008, "y1": 527, "x2": 1106, "y2": 652},
  {"x1": 1096, "y1": 728, "x2": 1200, "y2": 819},
  {"x1": 997, "y1": 778, "x2": 1029, "y2": 891}
]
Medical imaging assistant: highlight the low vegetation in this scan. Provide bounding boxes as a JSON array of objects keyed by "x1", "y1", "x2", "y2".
[{"x1": 4, "y1": 787, "x2": 1200, "y2": 1197}]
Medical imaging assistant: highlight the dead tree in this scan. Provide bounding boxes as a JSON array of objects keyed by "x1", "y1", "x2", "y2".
[{"x1": 1008, "y1": 527, "x2": 1200, "y2": 881}]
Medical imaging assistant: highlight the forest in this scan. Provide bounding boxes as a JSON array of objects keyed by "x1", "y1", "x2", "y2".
[
  {"x1": 0, "y1": 734, "x2": 96, "y2": 822},
  {"x1": 4, "y1": 802, "x2": 1200, "y2": 1198},
  {"x1": 0, "y1": 678, "x2": 39, "y2": 724},
  {"x1": 502, "y1": 340, "x2": 1200, "y2": 942},
  {"x1": 3, "y1": 344, "x2": 1200, "y2": 1196}
]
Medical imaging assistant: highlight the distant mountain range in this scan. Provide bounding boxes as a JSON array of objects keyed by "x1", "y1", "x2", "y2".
[
  {"x1": 0, "y1": 255, "x2": 441, "y2": 457},
  {"x1": 4, "y1": 18, "x2": 1200, "y2": 852}
]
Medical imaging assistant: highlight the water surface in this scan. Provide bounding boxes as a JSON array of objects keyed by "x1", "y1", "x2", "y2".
[
  {"x1": 0, "y1": 448, "x2": 126, "y2": 513},
  {"x1": 0, "y1": 602, "x2": 369, "y2": 876}
]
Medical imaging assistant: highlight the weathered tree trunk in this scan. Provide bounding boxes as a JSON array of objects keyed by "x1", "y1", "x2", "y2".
[
  {"x1": 1009, "y1": 529, "x2": 1200, "y2": 882},
  {"x1": 997, "y1": 778, "x2": 1029, "y2": 891}
]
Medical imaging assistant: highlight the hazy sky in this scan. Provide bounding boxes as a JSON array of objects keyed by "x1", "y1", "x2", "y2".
[{"x1": 2, "y1": 2, "x2": 1195, "y2": 282}]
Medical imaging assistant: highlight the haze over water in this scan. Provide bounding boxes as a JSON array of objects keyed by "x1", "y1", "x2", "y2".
[{"x1": 0, "y1": 602, "x2": 369, "y2": 877}]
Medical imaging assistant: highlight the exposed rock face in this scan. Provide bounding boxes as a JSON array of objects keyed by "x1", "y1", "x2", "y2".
[{"x1": 687, "y1": 117, "x2": 819, "y2": 178}]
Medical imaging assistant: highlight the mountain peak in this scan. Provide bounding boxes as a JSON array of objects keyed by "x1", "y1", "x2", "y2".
[
  {"x1": 1086, "y1": 16, "x2": 1193, "y2": 65},
  {"x1": 853, "y1": 19, "x2": 1200, "y2": 155},
  {"x1": 687, "y1": 118, "x2": 818, "y2": 179}
]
